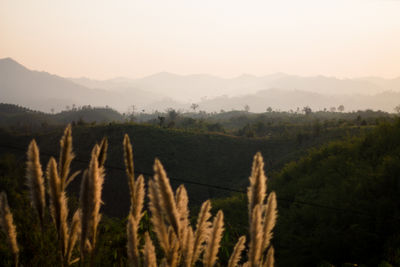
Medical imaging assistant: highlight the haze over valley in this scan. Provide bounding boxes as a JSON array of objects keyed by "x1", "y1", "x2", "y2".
[{"x1": 1, "y1": 57, "x2": 400, "y2": 114}]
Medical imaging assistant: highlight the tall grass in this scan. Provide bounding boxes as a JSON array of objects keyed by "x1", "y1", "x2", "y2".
[
  {"x1": 0, "y1": 192, "x2": 19, "y2": 267},
  {"x1": 0, "y1": 125, "x2": 278, "y2": 266}
]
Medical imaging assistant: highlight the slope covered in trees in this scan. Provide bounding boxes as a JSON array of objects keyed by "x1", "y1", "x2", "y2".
[{"x1": 213, "y1": 119, "x2": 400, "y2": 266}]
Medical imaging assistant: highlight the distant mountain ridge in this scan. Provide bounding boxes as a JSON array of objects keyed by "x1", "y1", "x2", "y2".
[
  {"x1": 0, "y1": 58, "x2": 163, "y2": 113},
  {"x1": 1, "y1": 57, "x2": 400, "y2": 113},
  {"x1": 70, "y1": 70, "x2": 400, "y2": 98},
  {"x1": 198, "y1": 88, "x2": 400, "y2": 112}
]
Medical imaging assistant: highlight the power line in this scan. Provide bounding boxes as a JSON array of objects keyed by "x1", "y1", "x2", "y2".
[{"x1": 0, "y1": 142, "x2": 399, "y2": 222}]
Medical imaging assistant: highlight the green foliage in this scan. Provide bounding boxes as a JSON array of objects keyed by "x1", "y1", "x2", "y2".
[{"x1": 270, "y1": 120, "x2": 400, "y2": 266}]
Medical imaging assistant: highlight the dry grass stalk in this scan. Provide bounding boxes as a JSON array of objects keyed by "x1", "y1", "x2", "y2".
[
  {"x1": 133, "y1": 175, "x2": 145, "y2": 221},
  {"x1": 79, "y1": 145, "x2": 105, "y2": 261},
  {"x1": 124, "y1": 135, "x2": 146, "y2": 267},
  {"x1": 123, "y1": 135, "x2": 136, "y2": 213},
  {"x1": 175, "y1": 185, "x2": 193, "y2": 266},
  {"x1": 127, "y1": 214, "x2": 141, "y2": 267},
  {"x1": 0, "y1": 192, "x2": 19, "y2": 267},
  {"x1": 97, "y1": 137, "x2": 108, "y2": 167},
  {"x1": 47, "y1": 157, "x2": 69, "y2": 259},
  {"x1": 175, "y1": 185, "x2": 189, "y2": 232},
  {"x1": 261, "y1": 192, "x2": 277, "y2": 251},
  {"x1": 191, "y1": 200, "x2": 212, "y2": 266},
  {"x1": 227, "y1": 236, "x2": 246, "y2": 267},
  {"x1": 58, "y1": 125, "x2": 74, "y2": 188},
  {"x1": 148, "y1": 172, "x2": 180, "y2": 267},
  {"x1": 143, "y1": 232, "x2": 157, "y2": 267},
  {"x1": 166, "y1": 227, "x2": 180, "y2": 267},
  {"x1": 41, "y1": 125, "x2": 83, "y2": 266},
  {"x1": 153, "y1": 159, "x2": 181, "y2": 236},
  {"x1": 263, "y1": 246, "x2": 275, "y2": 267},
  {"x1": 66, "y1": 210, "x2": 81, "y2": 265},
  {"x1": 248, "y1": 204, "x2": 263, "y2": 267},
  {"x1": 203, "y1": 210, "x2": 224, "y2": 267},
  {"x1": 148, "y1": 179, "x2": 169, "y2": 253},
  {"x1": 123, "y1": 135, "x2": 145, "y2": 220},
  {"x1": 247, "y1": 152, "x2": 266, "y2": 227},
  {"x1": 245, "y1": 152, "x2": 277, "y2": 267},
  {"x1": 26, "y1": 140, "x2": 46, "y2": 229},
  {"x1": 182, "y1": 226, "x2": 194, "y2": 267}
]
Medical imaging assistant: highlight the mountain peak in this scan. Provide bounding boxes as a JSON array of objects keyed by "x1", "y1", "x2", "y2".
[
  {"x1": 0, "y1": 57, "x2": 19, "y2": 64},
  {"x1": 0, "y1": 57, "x2": 28, "y2": 71}
]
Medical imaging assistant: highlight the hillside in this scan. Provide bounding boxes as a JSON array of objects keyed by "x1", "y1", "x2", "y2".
[
  {"x1": 212, "y1": 119, "x2": 400, "y2": 266},
  {"x1": 0, "y1": 103, "x2": 124, "y2": 132},
  {"x1": 0, "y1": 116, "x2": 373, "y2": 218}
]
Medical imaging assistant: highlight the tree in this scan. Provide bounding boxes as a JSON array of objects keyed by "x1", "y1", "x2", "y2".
[
  {"x1": 166, "y1": 108, "x2": 179, "y2": 123},
  {"x1": 330, "y1": 107, "x2": 336, "y2": 112},
  {"x1": 303, "y1": 106, "x2": 312, "y2": 115},
  {"x1": 394, "y1": 105, "x2": 400, "y2": 114},
  {"x1": 338, "y1": 105, "x2": 345, "y2": 112},
  {"x1": 266, "y1": 107, "x2": 273, "y2": 113},
  {"x1": 190, "y1": 103, "x2": 199, "y2": 112},
  {"x1": 244, "y1": 104, "x2": 250, "y2": 112}
]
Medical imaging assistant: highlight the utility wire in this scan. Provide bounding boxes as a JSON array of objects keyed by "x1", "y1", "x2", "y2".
[{"x1": 1, "y1": 142, "x2": 399, "y2": 222}]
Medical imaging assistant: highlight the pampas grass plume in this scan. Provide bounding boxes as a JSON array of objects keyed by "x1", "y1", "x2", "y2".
[
  {"x1": 143, "y1": 232, "x2": 157, "y2": 267},
  {"x1": 228, "y1": 236, "x2": 246, "y2": 267},
  {"x1": 26, "y1": 139, "x2": 46, "y2": 229},
  {"x1": 0, "y1": 192, "x2": 19, "y2": 267},
  {"x1": 203, "y1": 210, "x2": 224, "y2": 267}
]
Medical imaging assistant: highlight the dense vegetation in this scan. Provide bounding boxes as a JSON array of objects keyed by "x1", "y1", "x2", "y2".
[
  {"x1": 0, "y1": 103, "x2": 399, "y2": 266},
  {"x1": 213, "y1": 120, "x2": 400, "y2": 266},
  {"x1": 0, "y1": 126, "x2": 277, "y2": 267}
]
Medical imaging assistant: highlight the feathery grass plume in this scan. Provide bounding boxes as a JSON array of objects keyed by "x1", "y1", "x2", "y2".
[
  {"x1": 203, "y1": 210, "x2": 224, "y2": 267},
  {"x1": 261, "y1": 192, "x2": 277, "y2": 251},
  {"x1": 47, "y1": 157, "x2": 70, "y2": 263},
  {"x1": 247, "y1": 152, "x2": 266, "y2": 227},
  {"x1": 97, "y1": 137, "x2": 108, "y2": 167},
  {"x1": 126, "y1": 176, "x2": 144, "y2": 267},
  {"x1": 0, "y1": 192, "x2": 19, "y2": 267},
  {"x1": 26, "y1": 139, "x2": 46, "y2": 230},
  {"x1": 127, "y1": 214, "x2": 140, "y2": 267},
  {"x1": 175, "y1": 185, "x2": 189, "y2": 230},
  {"x1": 80, "y1": 170, "x2": 90, "y2": 256},
  {"x1": 191, "y1": 200, "x2": 212, "y2": 266},
  {"x1": 175, "y1": 185, "x2": 192, "y2": 266},
  {"x1": 244, "y1": 152, "x2": 278, "y2": 267},
  {"x1": 248, "y1": 204, "x2": 263, "y2": 267},
  {"x1": 228, "y1": 236, "x2": 246, "y2": 267},
  {"x1": 132, "y1": 175, "x2": 145, "y2": 221},
  {"x1": 123, "y1": 134, "x2": 135, "y2": 209},
  {"x1": 79, "y1": 145, "x2": 105, "y2": 261},
  {"x1": 182, "y1": 227, "x2": 194, "y2": 267},
  {"x1": 166, "y1": 227, "x2": 180, "y2": 267},
  {"x1": 148, "y1": 179, "x2": 169, "y2": 253},
  {"x1": 59, "y1": 124, "x2": 74, "y2": 188},
  {"x1": 263, "y1": 246, "x2": 275, "y2": 267},
  {"x1": 153, "y1": 159, "x2": 181, "y2": 236},
  {"x1": 143, "y1": 232, "x2": 157, "y2": 267},
  {"x1": 66, "y1": 210, "x2": 81, "y2": 265}
]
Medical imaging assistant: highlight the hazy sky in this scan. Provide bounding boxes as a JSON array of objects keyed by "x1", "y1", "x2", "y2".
[{"x1": 1, "y1": 0, "x2": 400, "y2": 79}]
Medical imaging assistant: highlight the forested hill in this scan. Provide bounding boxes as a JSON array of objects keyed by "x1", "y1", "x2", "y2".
[
  {"x1": 214, "y1": 119, "x2": 400, "y2": 266},
  {"x1": 0, "y1": 103, "x2": 124, "y2": 131},
  {"x1": 0, "y1": 123, "x2": 325, "y2": 217}
]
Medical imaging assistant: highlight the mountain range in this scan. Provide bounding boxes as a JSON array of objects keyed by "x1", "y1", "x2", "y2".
[{"x1": 1, "y1": 57, "x2": 400, "y2": 113}]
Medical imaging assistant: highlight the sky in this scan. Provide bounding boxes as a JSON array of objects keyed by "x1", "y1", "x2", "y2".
[{"x1": 1, "y1": 0, "x2": 400, "y2": 79}]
